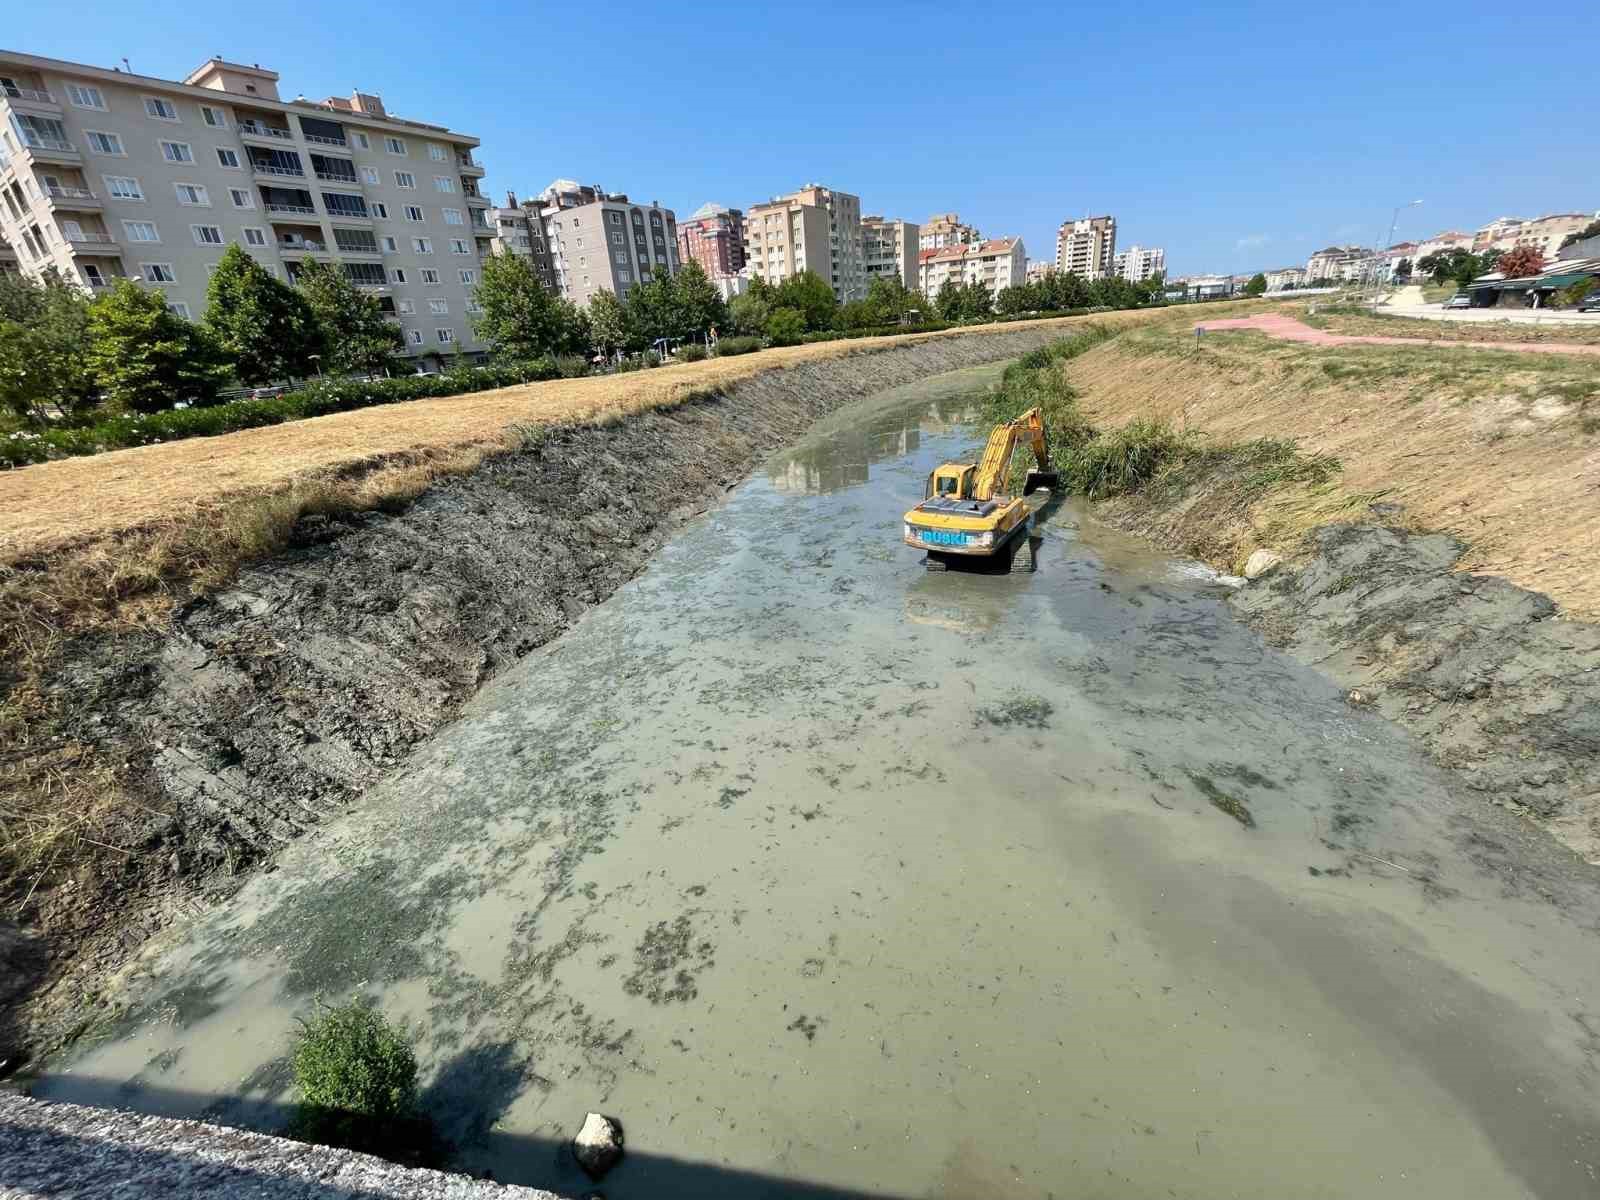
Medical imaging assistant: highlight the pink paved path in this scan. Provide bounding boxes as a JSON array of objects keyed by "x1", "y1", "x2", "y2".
[{"x1": 1196, "y1": 313, "x2": 1600, "y2": 357}]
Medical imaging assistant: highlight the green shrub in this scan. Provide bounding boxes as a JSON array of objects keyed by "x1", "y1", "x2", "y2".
[
  {"x1": 714, "y1": 336, "x2": 764, "y2": 356},
  {"x1": 766, "y1": 307, "x2": 806, "y2": 346},
  {"x1": 0, "y1": 358, "x2": 560, "y2": 468},
  {"x1": 554, "y1": 354, "x2": 591, "y2": 378},
  {"x1": 678, "y1": 343, "x2": 707, "y2": 362},
  {"x1": 612, "y1": 356, "x2": 649, "y2": 373},
  {"x1": 289, "y1": 1002, "x2": 422, "y2": 1159}
]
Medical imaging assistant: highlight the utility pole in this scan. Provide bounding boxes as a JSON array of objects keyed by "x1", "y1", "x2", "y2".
[{"x1": 1374, "y1": 199, "x2": 1422, "y2": 307}]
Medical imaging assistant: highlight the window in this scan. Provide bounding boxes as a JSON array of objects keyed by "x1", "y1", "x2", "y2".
[
  {"x1": 436, "y1": 328, "x2": 454, "y2": 344},
  {"x1": 404, "y1": 205, "x2": 424, "y2": 222},
  {"x1": 143, "y1": 97, "x2": 180, "y2": 121},
  {"x1": 412, "y1": 237, "x2": 432, "y2": 254},
  {"x1": 372, "y1": 202, "x2": 389, "y2": 219},
  {"x1": 86, "y1": 131, "x2": 125, "y2": 155},
  {"x1": 122, "y1": 219, "x2": 160, "y2": 243},
  {"x1": 216, "y1": 147, "x2": 241, "y2": 169},
  {"x1": 458, "y1": 268, "x2": 475, "y2": 285},
  {"x1": 361, "y1": 166, "x2": 379, "y2": 185},
  {"x1": 229, "y1": 188, "x2": 253, "y2": 209},
  {"x1": 200, "y1": 104, "x2": 228, "y2": 129},
  {"x1": 442, "y1": 208, "x2": 463, "y2": 226},
  {"x1": 433, "y1": 176, "x2": 454, "y2": 193},
  {"x1": 104, "y1": 175, "x2": 143, "y2": 200},
  {"x1": 384, "y1": 136, "x2": 407, "y2": 155},
  {"x1": 66, "y1": 83, "x2": 106, "y2": 110},
  {"x1": 419, "y1": 268, "x2": 440, "y2": 284},
  {"x1": 608, "y1": 211, "x2": 622, "y2": 226},
  {"x1": 617, "y1": 267, "x2": 631, "y2": 282},
  {"x1": 192, "y1": 224, "x2": 224, "y2": 246},
  {"x1": 396, "y1": 298, "x2": 415, "y2": 315},
  {"x1": 382, "y1": 235, "x2": 399, "y2": 252},
  {"x1": 391, "y1": 268, "x2": 408, "y2": 284},
  {"x1": 450, "y1": 238, "x2": 469, "y2": 254},
  {"x1": 353, "y1": 132, "x2": 370, "y2": 150},
  {"x1": 465, "y1": 299, "x2": 482, "y2": 314},
  {"x1": 609, "y1": 230, "x2": 625, "y2": 246},
  {"x1": 168, "y1": 301, "x2": 192, "y2": 319},
  {"x1": 394, "y1": 171, "x2": 415, "y2": 188},
  {"x1": 427, "y1": 298, "x2": 449, "y2": 315},
  {"x1": 428, "y1": 143, "x2": 446, "y2": 162},
  {"x1": 242, "y1": 226, "x2": 267, "y2": 247},
  {"x1": 408, "y1": 329, "x2": 423, "y2": 345},
  {"x1": 174, "y1": 182, "x2": 210, "y2": 207},
  {"x1": 160, "y1": 141, "x2": 194, "y2": 164},
  {"x1": 141, "y1": 263, "x2": 176, "y2": 283}
]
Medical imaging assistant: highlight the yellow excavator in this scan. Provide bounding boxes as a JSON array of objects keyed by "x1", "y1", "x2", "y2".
[{"x1": 902, "y1": 407, "x2": 1058, "y2": 572}]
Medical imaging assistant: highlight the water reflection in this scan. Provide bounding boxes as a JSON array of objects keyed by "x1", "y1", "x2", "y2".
[{"x1": 768, "y1": 393, "x2": 981, "y2": 495}]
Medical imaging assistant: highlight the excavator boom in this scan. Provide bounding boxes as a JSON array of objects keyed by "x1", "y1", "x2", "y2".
[{"x1": 973, "y1": 407, "x2": 1052, "y2": 500}]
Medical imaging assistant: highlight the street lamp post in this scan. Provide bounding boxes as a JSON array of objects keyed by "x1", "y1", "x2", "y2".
[{"x1": 1373, "y1": 199, "x2": 1422, "y2": 307}]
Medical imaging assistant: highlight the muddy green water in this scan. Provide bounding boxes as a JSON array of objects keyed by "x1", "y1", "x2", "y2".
[{"x1": 39, "y1": 363, "x2": 1600, "y2": 1198}]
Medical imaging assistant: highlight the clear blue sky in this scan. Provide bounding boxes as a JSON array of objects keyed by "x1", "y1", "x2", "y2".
[{"x1": 9, "y1": 1, "x2": 1597, "y2": 276}]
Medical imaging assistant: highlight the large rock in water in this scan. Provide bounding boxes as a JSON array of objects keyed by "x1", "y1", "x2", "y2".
[
  {"x1": 573, "y1": 1112, "x2": 624, "y2": 1180},
  {"x1": 1244, "y1": 549, "x2": 1284, "y2": 580}
]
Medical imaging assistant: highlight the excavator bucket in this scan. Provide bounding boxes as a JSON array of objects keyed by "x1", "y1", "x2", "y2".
[{"x1": 1023, "y1": 468, "x2": 1059, "y2": 496}]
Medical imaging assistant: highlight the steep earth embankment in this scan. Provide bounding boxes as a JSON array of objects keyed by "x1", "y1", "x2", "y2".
[
  {"x1": 0, "y1": 321, "x2": 1083, "y2": 1069},
  {"x1": 1063, "y1": 330, "x2": 1600, "y2": 864}
]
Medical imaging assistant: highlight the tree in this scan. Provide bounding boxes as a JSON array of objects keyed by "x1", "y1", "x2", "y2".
[
  {"x1": 1243, "y1": 272, "x2": 1267, "y2": 297},
  {"x1": 766, "y1": 307, "x2": 806, "y2": 346},
  {"x1": 472, "y1": 251, "x2": 589, "y2": 359},
  {"x1": 669, "y1": 259, "x2": 728, "y2": 339},
  {"x1": 586, "y1": 288, "x2": 633, "y2": 358},
  {"x1": 728, "y1": 292, "x2": 770, "y2": 336},
  {"x1": 203, "y1": 244, "x2": 321, "y2": 384},
  {"x1": 772, "y1": 270, "x2": 837, "y2": 331},
  {"x1": 0, "y1": 272, "x2": 95, "y2": 422},
  {"x1": 294, "y1": 260, "x2": 404, "y2": 377},
  {"x1": 87, "y1": 280, "x2": 226, "y2": 412},
  {"x1": 862, "y1": 277, "x2": 925, "y2": 325},
  {"x1": 625, "y1": 269, "x2": 686, "y2": 347},
  {"x1": 995, "y1": 283, "x2": 1039, "y2": 315},
  {"x1": 1495, "y1": 246, "x2": 1545, "y2": 280}
]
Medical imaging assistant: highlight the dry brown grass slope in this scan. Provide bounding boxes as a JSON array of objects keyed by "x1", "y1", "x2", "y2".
[{"x1": 1064, "y1": 322, "x2": 1600, "y2": 618}]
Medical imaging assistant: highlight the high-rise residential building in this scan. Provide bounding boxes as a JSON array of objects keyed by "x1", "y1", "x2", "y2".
[
  {"x1": 744, "y1": 183, "x2": 865, "y2": 301},
  {"x1": 919, "y1": 212, "x2": 980, "y2": 251},
  {"x1": 1055, "y1": 216, "x2": 1116, "y2": 279},
  {"x1": 488, "y1": 179, "x2": 677, "y2": 306},
  {"x1": 0, "y1": 49, "x2": 493, "y2": 359},
  {"x1": 0, "y1": 233, "x2": 17, "y2": 274},
  {"x1": 1024, "y1": 260, "x2": 1054, "y2": 284},
  {"x1": 1112, "y1": 244, "x2": 1165, "y2": 282},
  {"x1": 861, "y1": 215, "x2": 920, "y2": 291},
  {"x1": 676, "y1": 202, "x2": 744, "y2": 280},
  {"x1": 919, "y1": 237, "x2": 1026, "y2": 299}
]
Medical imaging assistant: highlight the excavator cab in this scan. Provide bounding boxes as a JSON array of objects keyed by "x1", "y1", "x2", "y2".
[{"x1": 927, "y1": 463, "x2": 976, "y2": 500}]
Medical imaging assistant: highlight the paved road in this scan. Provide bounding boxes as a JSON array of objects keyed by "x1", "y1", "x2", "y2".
[
  {"x1": 1382, "y1": 284, "x2": 1600, "y2": 326},
  {"x1": 1200, "y1": 312, "x2": 1600, "y2": 356}
]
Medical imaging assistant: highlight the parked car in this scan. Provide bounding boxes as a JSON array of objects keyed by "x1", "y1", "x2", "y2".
[
  {"x1": 248, "y1": 385, "x2": 290, "y2": 399},
  {"x1": 1444, "y1": 294, "x2": 1472, "y2": 310},
  {"x1": 1578, "y1": 291, "x2": 1600, "y2": 313}
]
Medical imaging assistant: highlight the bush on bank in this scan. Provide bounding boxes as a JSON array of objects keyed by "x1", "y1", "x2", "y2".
[
  {"x1": 289, "y1": 1001, "x2": 431, "y2": 1161},
  {"x1": 0, "y1": 359, "x2": 561, "y2": 467}
]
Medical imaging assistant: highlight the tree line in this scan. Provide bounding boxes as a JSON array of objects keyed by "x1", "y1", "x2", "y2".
[{"x1": 1, "y1": 244, "x2": 402, "y2": 423}]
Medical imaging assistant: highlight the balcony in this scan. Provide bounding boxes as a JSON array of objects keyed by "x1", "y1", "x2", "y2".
[
  {"x1": 238, "y1": 120, "x2": 295, "y2": 143},
  {"x1": 464, "y1": 192, "x2": 490, "y2": 207},
  {"x1": 264, "y1": 203, "x2": 318, "y2": 218},
  {"x1": 313, "y1": 167, "x2": 359, "y2": 184},
  {"x1": 457, "y1": 153, "x2": 485, "y2": 176},
  {"x1": 251, "y1": 160, "x2": 305, "y2": 178},
  {"x1": 2, "y1": 82, "x2": 60, "y2": 116},
  {"x1": 43, "y1": 184, "x2": 102, "y2": 212},
  {"x1": 62, "y1": 231, "x2": 119, "y2": 254},
  {"x1": 19, "y1": 134, "x2": 79, "y2": 165},
  {"x1": 302, "y1": 132, "x2": 346, "y2": 147}
]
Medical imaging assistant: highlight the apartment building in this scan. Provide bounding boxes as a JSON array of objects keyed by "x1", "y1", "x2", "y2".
[
  {"x1": 1413, "y1": 230, "x2": 1473, "y2": 262},
  {"x1": 1024, "y1": 260, "x2": 1054, "y2": 284},
  {"x1": 486, "y1": 179, "x2": 677, "y2": 306},
  {"x1": 676, "y1": 202, "x2": 744, "y2": 279},
  {"x1": 0, "y1": 232, "x2": 16, "y2": 274},
  {"x1": 1479, "y1": 213, "x2": 1596, "y2": 259},
  {"x1": 1055, "y1": 215, "x2": 1116, "y2": 279},
  {"x1": 536, "y1": 180, "x2": 677, "y2": 307},
  {"x1": 0, "y1": 50, "x2": 493, "y2": 359},
  {"x1": 919, "y1": 212, "x2": 980, "y2": 252},
  {"x1": 744, "y1": 183, "x2": 865, "y2": 302},
  {"x1": 861, "y1": 215, "x2": 919, "y2": 290},
  {"x1": 1112, "y1": 244, "x2": 1165, "y2": 282},
  {"x1": 920, "y1": 237, "x2": 1025, "y2": 299},
  {"x1": 1264, "y1": 266, "x2": 1305, "y2": 290},
  {"x1": 1304, "y1": 245, "x2": 1369, "y2": 282}
]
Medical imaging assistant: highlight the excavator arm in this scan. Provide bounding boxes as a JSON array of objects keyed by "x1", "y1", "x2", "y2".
[{"x1": 973, "y1": 407, "x2": 1053, "y2": 501}]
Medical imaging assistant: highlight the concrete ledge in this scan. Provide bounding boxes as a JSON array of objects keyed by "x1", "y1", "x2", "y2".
[{"x1": 0, "y1": 1091, "x2": 564, "y2": 1199}]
